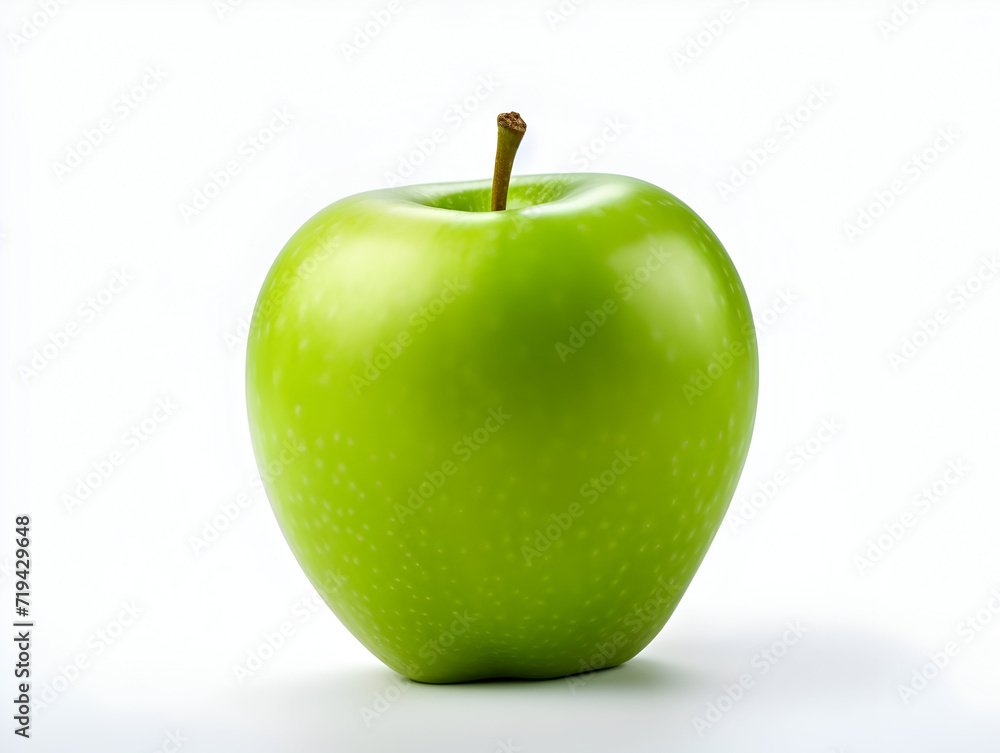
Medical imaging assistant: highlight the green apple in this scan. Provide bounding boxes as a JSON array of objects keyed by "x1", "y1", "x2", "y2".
[{"x1": 246, "y1": 114, "x2": 758, "y2": 683}]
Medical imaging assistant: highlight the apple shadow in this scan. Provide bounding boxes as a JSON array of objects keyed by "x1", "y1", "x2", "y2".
[
  {"x1": 204, "y1": 628, "x2": 1000, "y2": 752},
  {"x1": 31, "y1": 629, "x2": 1000, "y2": 753},
  {"x1": 210, "y1": 655, "x2": 711, "y2": 753},
  {"x1": 232, "y1": 653, "x2": 706, "y2": 712},
  {"x1": 410, "y1": 654, "x2": 703, "y2": 692}
]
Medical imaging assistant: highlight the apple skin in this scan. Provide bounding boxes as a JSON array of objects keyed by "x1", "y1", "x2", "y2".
[{"x1": 246, "y1": 173, "x2": 758, "y2": 683}]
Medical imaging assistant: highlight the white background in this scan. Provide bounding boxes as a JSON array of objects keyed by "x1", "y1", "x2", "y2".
[{"x1": 2, "y1": 0, "x2": 1000, "y2": 750}]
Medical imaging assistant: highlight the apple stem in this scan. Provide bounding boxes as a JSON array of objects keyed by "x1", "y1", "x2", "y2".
[{"x1": 490, "y1": 112, "x2": 526, "y2": 211}]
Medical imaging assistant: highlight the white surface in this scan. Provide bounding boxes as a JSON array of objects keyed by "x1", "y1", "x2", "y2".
[{"x1": 2, "y1": 1, "x2": 999, "y2": 750}]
